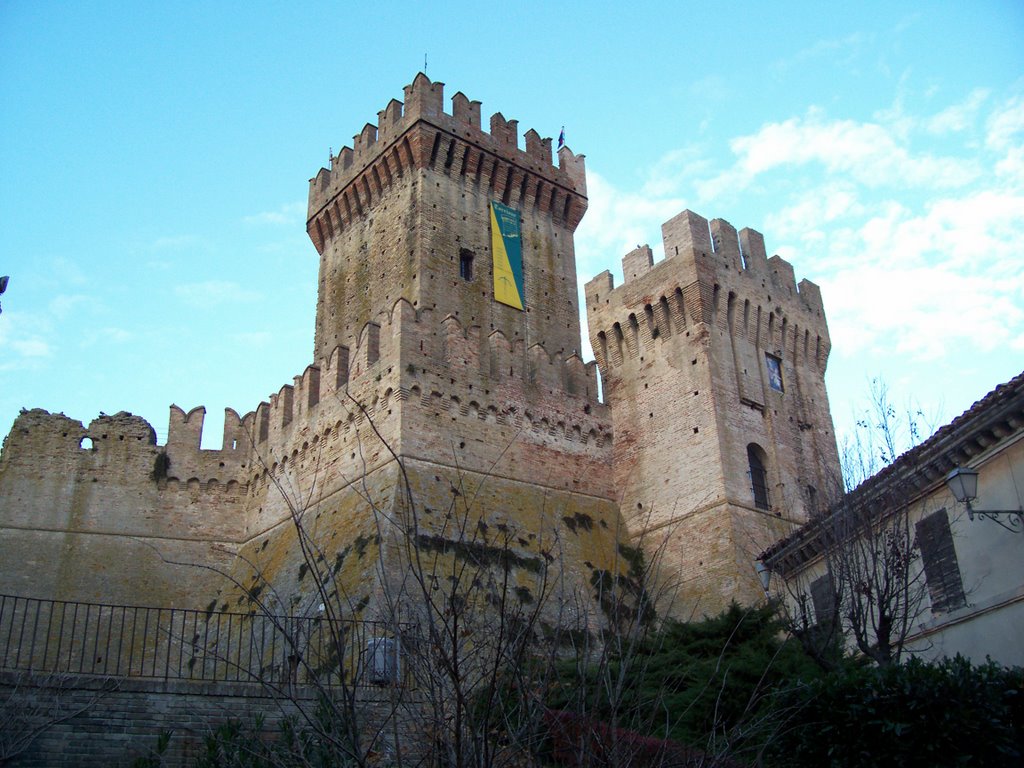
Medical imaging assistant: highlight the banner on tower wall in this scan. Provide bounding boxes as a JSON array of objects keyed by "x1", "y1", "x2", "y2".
[{"x1": 490, "y1": 202, "x2": 525, "y2": 310}]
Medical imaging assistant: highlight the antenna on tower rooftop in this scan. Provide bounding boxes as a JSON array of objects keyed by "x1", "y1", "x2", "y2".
[{"x1": 424, "y1": 53, "x2": 428, "y2": 74}]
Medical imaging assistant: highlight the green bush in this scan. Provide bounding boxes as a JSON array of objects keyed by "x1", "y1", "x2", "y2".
[
  {"x1": 547, "y1": 602, "x2": 827, "y2": 761},
  {"x1": 770, "y1": 654, "x2": 1024, "y2": 767},
  {"x1": 547, "y1": 604, "x2": 1023, "y2": 767}
]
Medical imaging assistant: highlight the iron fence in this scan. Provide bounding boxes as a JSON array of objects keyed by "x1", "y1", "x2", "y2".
[{"x1": 0, "y1": 593, "x2": 411, "y2": 687}]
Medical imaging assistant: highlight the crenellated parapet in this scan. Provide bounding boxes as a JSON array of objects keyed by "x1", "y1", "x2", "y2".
[
  {"x1": 0, "y1": 408, "x2": 249, "y2": 538},
  {"x1": 240, "y1": 380, "x2": 403, "y2": 502},
  {"x1": 238, "y1": 366, "x2": 607, "y2": 499},
  {"x1": 239, "y1": 298, "x2": 414, "y2": 453},
  {"x1": 410, "y1": 311, "x2": 601, "y2": 402},
  {"x1": 403, "y1": 379, "x2": 611, "y2": 447},
  {"x1": 306, "y1": 72, "x2": 588, "y2": 255},
  {"x1": 585, "y1": 209, "x2": 831, "y2": 375}
]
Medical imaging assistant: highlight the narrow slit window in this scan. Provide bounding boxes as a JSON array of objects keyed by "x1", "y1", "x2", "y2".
[
  {"x1": 765, "y1": 353, "x2": 784, "y2": 392},
  {"x1": 459, "y1": 249, "x2": 474, "y2": 281},
  {"x1": 747, "y1": 443, "x2": 771, "y2": 511}
]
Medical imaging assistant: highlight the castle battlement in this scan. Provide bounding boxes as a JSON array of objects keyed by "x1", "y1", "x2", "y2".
[
  {"x1": 307, "y1": 73, "x2": 587, "y2": 255},
  {"x1": 585, "y1": 209, "x2": 830, "y2": 375},
  {"x1": 0, "y1": 407, "x2": 249, "y2": 578},
  {"x1": 0, "y1": 408, "x2": 249, "y2": 493},
  {"x1": 420, "y1": 311, "x2": 600, "y2": 400},
  {"x1": 588, "y1": 210, "x2": 824, "y2": 315}
]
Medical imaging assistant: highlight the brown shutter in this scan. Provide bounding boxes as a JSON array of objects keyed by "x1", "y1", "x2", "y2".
[{"x1": 916, "y1": 509, "x2": 966, "y2": 613}]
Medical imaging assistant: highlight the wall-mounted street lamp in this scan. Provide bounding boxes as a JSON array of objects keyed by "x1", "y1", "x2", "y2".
[{"x1": 945, "y1": 467, "x2": 1023, "y2": 533}]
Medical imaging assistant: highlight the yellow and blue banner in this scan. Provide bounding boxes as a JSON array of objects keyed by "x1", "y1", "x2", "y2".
[{"x1": 490, "y1": 202, "x2": 525, "y2": 310}]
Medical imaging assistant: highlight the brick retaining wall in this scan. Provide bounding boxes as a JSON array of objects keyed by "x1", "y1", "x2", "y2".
[{"x1": 1, "y1": 671, "x2": 325, "y2": 767}]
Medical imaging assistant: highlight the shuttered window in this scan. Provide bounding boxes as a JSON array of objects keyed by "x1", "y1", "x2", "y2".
[
  {"x1": 810, "y1": 573, "x2": 837, "y2": 626},
  {"x1": 916, "y1": 509, "x2": 966, "y2": 613}
]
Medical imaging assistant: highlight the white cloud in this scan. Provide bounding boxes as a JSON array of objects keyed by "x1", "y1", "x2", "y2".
[
  {"x1": 49, "y1": 294, "x2": 89, "y2": 319},
  {"x1": 927, "y1": 88, "x2": 990, "y2": 134},
  {"x1": 772, "y1": 32, "x2": 867, "y2": 75},
  {"x1": 174, "y1": 281, "x2": 260, "y2": 307},
  {"x1": 819, "y1": 187, "x2": 1024, "y2": 363},
  {"x1": 641, "y1": 146, "x2": 713, "y2": 198},
  {"x1": 764, "y1": 181, "x2": 865, "y2": 241},
  {"x1": 243, "y1": 202, "x2": 306, "y2": 226},
  {"x1": 81, "y1": 327, "x2": 134, "y2": 347},
  {"x1": 986, "y1": 94, "x2": 1024, "y2": 151},
  {"x1": 573, "y1": 87, "x2": 1024, "y2": 410},
  {"x1": 996, "y1": 145, "x2": 1024, "y2": 183},
  {"x1": 699, "y1": 109, "x2": 981, "y2": 201},
  {"x1": 0, "y1": 312, "x2": 53, "y2": 370},
  {"x1": 10, "y1": 338, "x2": 50, "y2": 357},
  {"x1": 52, "y1": 257, "x2": 89, "y2": 286}
]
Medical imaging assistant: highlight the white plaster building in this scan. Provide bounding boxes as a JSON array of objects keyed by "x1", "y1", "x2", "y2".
[{"x1": 761, "y1": 370, "x2": 1024, "y2": 667}]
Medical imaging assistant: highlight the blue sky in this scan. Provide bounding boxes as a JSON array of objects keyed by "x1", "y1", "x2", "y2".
[{"x1": 1, "y1": 1, "x2": 1022, "y2": 456}]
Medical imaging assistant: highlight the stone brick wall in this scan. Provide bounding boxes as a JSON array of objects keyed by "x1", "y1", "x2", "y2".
[
  {"x1": 0, "y1": 409, "x2": 245, "y2": 606},
  {"x1": 1, "y1": 671, "x2": 311, "y2": 767}
]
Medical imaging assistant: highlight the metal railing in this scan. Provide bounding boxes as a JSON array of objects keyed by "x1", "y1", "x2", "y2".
[{"x1": 0, "y1": 594, "x2": 411, "y2": 687}]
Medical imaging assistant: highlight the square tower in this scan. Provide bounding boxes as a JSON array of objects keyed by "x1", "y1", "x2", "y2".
[
  {"x1": 585, "y1": 210, "x2": 840, "y2": 615},
  {"x1": 224, "y1": 73, "x2": 633, "y2": 626},
  {"x1": 308, "y1": 72, "x2": 589, "y2": 371}
]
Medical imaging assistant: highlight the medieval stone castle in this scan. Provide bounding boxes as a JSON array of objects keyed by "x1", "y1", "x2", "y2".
[{"x1": 0, "y1": 74, "x2": 839, "y2": 621}]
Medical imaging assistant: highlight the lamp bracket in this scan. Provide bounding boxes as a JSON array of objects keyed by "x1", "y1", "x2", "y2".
[{"x1": 965, "y1": 501, "x2": 1024, "y2": 534}]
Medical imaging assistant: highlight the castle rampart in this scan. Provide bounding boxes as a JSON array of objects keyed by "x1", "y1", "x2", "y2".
[
  {"x1": 586, "y1": 211, "x2": 830, "y2": 380},
  {"x1": 0, "y1": 75, "x2": 842, "y2": 627}
]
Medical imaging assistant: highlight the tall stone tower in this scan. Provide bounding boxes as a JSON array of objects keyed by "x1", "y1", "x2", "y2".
[
  {"x1": 272, "y1": 72, "x2": 625, "y2": 617},
  {"x1": 585, "y1": 211, "x2": 840, "y2": 613},
  {"x1": 308, "y1": 73, "x2": 589, "y2": 372}
]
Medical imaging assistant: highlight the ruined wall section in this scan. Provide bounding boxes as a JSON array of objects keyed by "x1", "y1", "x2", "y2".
[
  {"x1": 585, "y1": 209, "x2": 840, "y2": 614},
  {"x1": 0, "y1": 409, "x2": 247, "y2": 605},
  {"x1": 0, "y1": 329, "x2": 410, "y2": 609}
]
